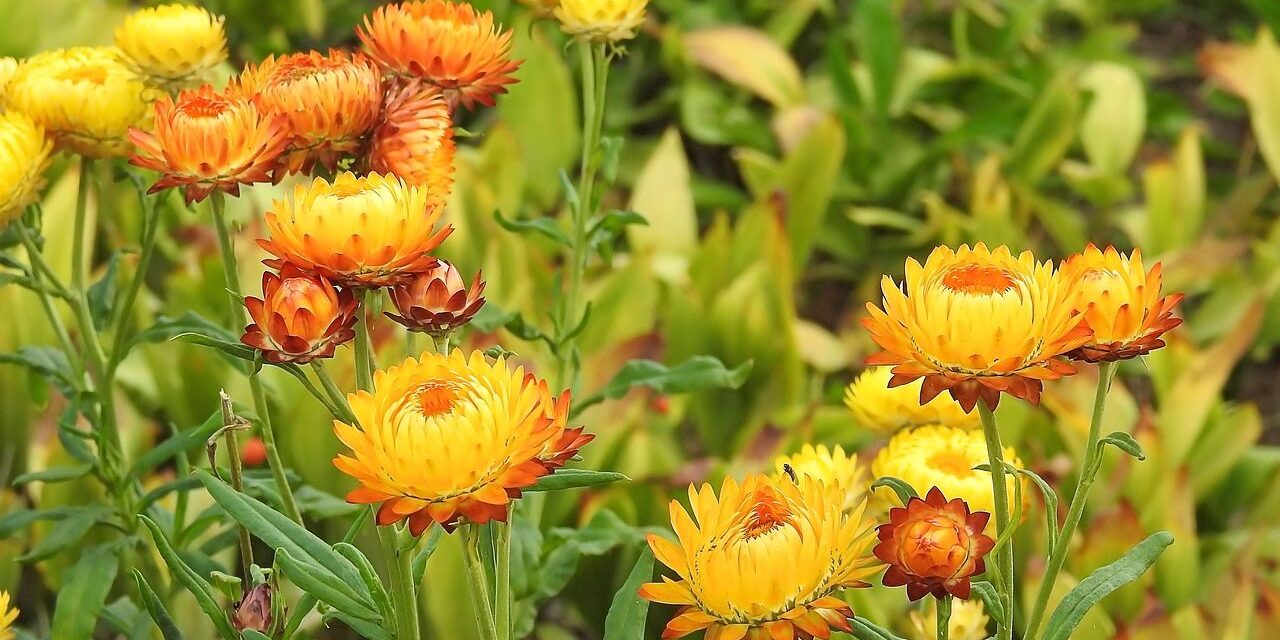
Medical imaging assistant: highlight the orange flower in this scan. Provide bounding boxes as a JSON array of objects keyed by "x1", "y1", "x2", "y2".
[
  {"x1": 238, "y1": 50, "x2": 383, "y2": 174},
  {"x1": 385, "y1": 260, "x2": 485, "y2": 336},
  {"x1": 369, "y1": 80, "x2": 455, "y2": 201},
  {"x1": 1059, "y1": 244, "x2": 1183, "y2": 362},
  {"x1": 358, "y1": 0, "x2": 521, "y2": 109},
  {"x1": 129, "y1": 86, "x2": 289, "y2": 204},
  {"x1": 874, "y1": 487, "x2": 994, "y2": 601},
  {"x1": 241, "y1": 265, "x2": 358, "y2": 363}
]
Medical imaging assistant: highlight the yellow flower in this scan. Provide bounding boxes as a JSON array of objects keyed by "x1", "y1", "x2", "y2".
[
  {"x1": 1059, "y1": 244, "x2": 1183, "y2": 363},
  {"x1": 844, "y1": 367, "x2": 979, "y2": 433},
  {"x1": 334, "y1": 350, "x2": 592, "y2": 534},
  {"x1": 871, "y1": 425, "x2": 1023, "y2": 529},
  {"x1": 774, "y1": 444, "x2": 866, "y2": 511},
  {"x1": 0, "y1": 590, "x2": 15, "y2": 640},
  {"x1": 863, "y1": 243, "x2": 1090, "y2": 412},
  {"x1": 640, "y1": 474, "x2": 881, "y2": 639},
  {"x1": 0, "y1": 57, "x2": 17, "y2": 104},
  {"x1": 516, "y1": 0, "x2": 559, "y2": 18},
  {"x1": 0, "y1": 111, "x2": 53, "y2": 227},
  {"x1": 115, "y1": 3, "x2": 227, "y2": 90},
  {"x1": 4, "y1": 47, "x2": 152, "y2": 157},
  {"x1": 907, "y1": 598, "x2": 990, "y2": 640},
  {"x1": 258, "y1": 171, "x2": 452, "y2": 287},
  {"x1": 555, "y1": 0, "x2": 648, "y2": 43},
  {"x1": 369, "y1": 80, "x2": 455, "y2": 202}
]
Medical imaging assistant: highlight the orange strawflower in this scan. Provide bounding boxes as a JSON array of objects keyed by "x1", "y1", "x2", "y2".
[
  {"x1": 1059, "y1": 244, "x2": 1183, "y2": 362},
  {"x1": 369, "y1": 80, "x2": 455, "y2": 201},
  {"x1": 241, "y1": 265, "x2": 358, "y2": 364},
  {"x1": 875, "y1": 487, "x2": 994, "y2": 601},
  {"x1": 385, "y1": 260, "x2": 485, "y2": 336}
]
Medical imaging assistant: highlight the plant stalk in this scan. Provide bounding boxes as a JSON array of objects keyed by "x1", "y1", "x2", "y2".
[
  {"x1": 494, "y1": 522, "x2": 511, "y2": 640},
  {"x1": 936, "y1": 595, "x2": 952, "y2": 640},
  {"x1": 976, "y1": 401, "x2": 1014, "y2": 640},
  {"x1": 220, "y1": 390, "x2": 254, "y2": 577},
  {"x1": 463, "y1": 525, "x2": 499, "y2": 640}
]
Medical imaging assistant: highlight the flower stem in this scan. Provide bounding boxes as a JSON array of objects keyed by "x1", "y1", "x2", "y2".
[
  {"x1": 311, "y1": 360, "x2": 357, "y2": 423},
  {"x1": 108, "y1": 184, "x2": 162, "y2": 370},
  {"x1": 936, "y1": 595, "x2": 952, "y2": 640},
  {"x1": 354, "y1": 289, "x2": 374, "y2": 391},
  {"x1": 1023, "y1": 361, "x2": 1118, "y2": 640},
  {"x1": 220, "y1": 390, "x2": 254, "y2": 577},
  {"x1": 13, "y1": 220, "x2": 82, "y2": 385},
  {"x1": 431, "y1": 332, "x2": 450, "y2": 355},
  {"x1": 463, "y1": 525, "x2": 499, "y2": 640},
  {"x1": 976, "y1": 401, "x2": 1014, "y2": 640},
  {"x1": 71, "y1": 158, "x2": 93, "y2": 293},
  {"x1": 494, "y1": 522, "x2": 511, "y2": 640}
]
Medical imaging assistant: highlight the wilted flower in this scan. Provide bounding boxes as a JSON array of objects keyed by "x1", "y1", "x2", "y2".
[
  {"x1": 369, "y1": 80, "x2": 455, "y2": 201},
  {"x1": 258, "y1": 171, "x2": 451, "y2": 287},
  {"x1": 358, "y1": 0, "x2": 521, "y2": 109},
  {"x1": 0, "y1": 111, "x2": 53, "y2": 227},
  {"x1": 1059, "y1": 244, "x2": 1183, "y2": 363},
  {"x1": 4, "y1": 47, "x2": 152, "y2": 157},
  {"x1": 875, "y1": 487, "x2": 994, "y2": 601},
  {"x1": 115, "y1": 3, "x2": 227, "y2": 90},
  {"x1": 863, "y1": 243, "x2": 1090, "y2": 412},
  {"x1": 639, "y1": 474, "x2": 881, "y2": 640},
  {"x1": 0, "y1": 590, "x2": 16, "y2": 640},
  {"x1": 555, "y1": 0, "x2": 648, "y2": 43},
  {"x1": 334, "y1": 350, "x2": 592, "y2": 534},
  {"x1": 231, "y1": 583, "x2": 277, "y2": 634},
  {"x1": 241, "y1": 265, "x2": 358, "y2": 364},
  {"x1": 238, "y1": 50, "x2": 383, "y2": 173},
  {"x1": 907, "y1": 591, "x2": 990, "y2": 640},
  {"x1": 385, "y1": 260, "x2": 485, "y2": 336},
  {"x1": 844, "y1": 367, "x2": 979, "y2": 433},
  {"x1": 774, "y1": 443, "x2": 866, "y2": 511}
]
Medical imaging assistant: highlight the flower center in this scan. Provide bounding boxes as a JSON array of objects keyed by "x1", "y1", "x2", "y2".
[
  {"x1": 276, "y1": 59, "x2": 344, "y2": 85},
  {"x1": 415, "y1": 381, "x2": 457, "y2": 417},
  {"x1": 180, "y1": 96, "x2": 232, "y2": 118},
  {"x1": 329, "y1": 182, "x2": 376, "y2": 199},
  {"x1": 942, "y1": 265, "x2": 1017, "y2": 295},
  {"x1": 742, "y1": 487, "x2": 792, "y2": 539},
  {"x1": 927, "y1": 450, "x2": 973, "y2": 477}
]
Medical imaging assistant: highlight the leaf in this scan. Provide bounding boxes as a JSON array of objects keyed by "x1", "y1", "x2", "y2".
[
  {"x1": 970, "y1": 580, "x2": 1006, "y2": 626},
  {"x1": 850, "y1": 616, "x2": 907, "y2": 640},
  {"x1": 577, "y1": 356, "x2": 753, "y2": 412},
  {"x1": 854, "y1": 0, "x2": 902, "y2": 115},
  {"x1": 1079, "y1": 62, "x2": 1146, "y2": 174},
  {"x1": 240, "y1": 632, "x2": 271, "y2": 640},
  {"x1": 588, "y1": 210, "x2": 647, "y2": 261},
  {"x1": 322, "y1": 609, "x2": 393, "y2": 640},
  {"x1": 0, "y1": 346, "x2": 77, "y2": 397},
  {"x1": 1006, "y1": 71, "x2": 1080, "y2": 184},
  {"x1": 21, "y1": 504, "x2": 112, "y2": 562},
  {"x1": 0, "y1": 507, "x2": 78, "y2": 537},
  {"x1": 57, "y1": 400, "x2": 95, "y2": 464},
  {"x1": 1016, "y1": 467, "x2": 1060, "y2": 549},
  {"x1": 627, "y1": 128, "x2": 698, "y2": 282},
  {"x1": 86, "y1": 251, "x2": 121, "y2": 330},
  {"x1": 129, "y1": 411, "x2": 222, "y2": 479},
  {"x1": 870, "y1": 476, "x2": 919, "y2": 505},
  {"x1": 139, "y1": 516, "x2": 239, "y2": 639},
  {"x1": 132, "y1": 312, "x2": 254, "y2": 364},
  {"x1": 602, "y1": 548, "x2": 654, "y2": 640},
  {"x1": 1042, "y1": 532, "x2": 1174, "y2": 640},
  {"x1": 493, "y1": 209, "x2": 570, "y2": 246},
  {"x1": 526, "y1": 468, "x2": 629, "y2": 492},
  {"x1": 12, "y1": 463, "x2": 94, "y2": 486},
  {"x1": 51, "y1": 543, "x2": 121, "y2": 640},
  {"x1": 1200, "y1": 30, "x2": 1280, "y2": 186},
  {"x1": 1100, "y1": 431, "x2": 1146, "y2": 461},
  {"x1": 684, "y1": 27, "x2": 805, "y2": 107},
  {"x1": 274, "y1": 548, "x2": 380, "y2": 623},
  {"x1": 132, "y1": 569, "x2": 185, "y2": 640},
  {"x1": 411, "y1": 527, "x2": 445, "y2": 587},
  {"x1": 334, "y1": 542, "x2": 394, "y2": 620}
]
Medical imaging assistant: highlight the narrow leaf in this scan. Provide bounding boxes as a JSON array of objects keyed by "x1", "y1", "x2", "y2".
[
  {"x1": 850, "y1": 616, "x2": 907, "y2": 640},
  {"x1": 12, "y1": 464, "x2": 94, "y2": 486},
  {"x1": 526, "y1": 469, "x2": 629, "y2": 492},
  {"x1": 275, "y1": 548, "x2": 380, "y2": 623},
  {"x1": 51, "y1": 543, "x2": 121, "y2": 640},
  {"x1": 20, "y1": 505, "x2": 112, "y2": 562},
  {"x1": 602, "y1": 548, "x2": 654, "y2": 640},
  {"x1": 970, "y1": 580, "x2": 1006, "y2": 625},
  {"x1": 129, "y1": 411, "x2": 222, "y2": 479},
  {"x1": 870, "y1": 476, "x2": 919, "y2": 504},
  {"x1": 132, "y1": 569, "x2": 185, "y2": 640},
  {"x1": 494, "y1": 209, "x2": 570, "y2": 246},
  {"x1": 139, "y1": 516, "x2": 238, "y2": 639},
  {"x1": 1043, "y1": 532, "x2": 1174, "y2": 640},
  {"x1": 1100, "y1": 432, "x2": 1146, "y2": 461},
  {"x1": 577, "y1": 357, "x2": 752, "y2": 411}
]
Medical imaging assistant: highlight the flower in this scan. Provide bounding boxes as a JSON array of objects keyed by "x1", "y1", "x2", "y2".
[
  {"x1": 0, "y1": 590, "x2": 16, "y2": 640},
  {"x1": 238, "y1": 50, "x2": 384, "y2": 173},
  {"x1": 844, "y1": 367, "x2": 978, "y2": 433},
  {"x1": 4, "y1": 47, "x2": 152, "y2": 157},
  {"x1": 128, "y1": 86, "x2": 289, "y2": 204},
  {"x1": 774, "y1": 443, "x2": 866, "y2": 511},
  {"x1": 115, "y1": 3, "x2": 227, "y2": 90},
  {"x1": 871, "y1": 425, "x2": 1022, "y2": 528},
  {"x1": 231, "y1": 583, "x2": 278, "y2": 634},
  {"x1": 555, "y1": 0, "x2": 648, "y2": 43},
  {"x1": 358, "y1": 0, "x2": 521, "y2": 109},
  {"x1": 516, "y1": 0, "x2": 559, "y2": 18},
  {"x1": 0, "y1": 57, "x2": 18, "y2": 102},
  {"x1": 334, "y1": 350, "x2": 592, "y2": 534},
  {"x1": 385, "y1": 260, "x2": 485, "y2": 336},
  {"x1": 258, "y1": 171, "x2": 451, "y2": 287},
  {"x1": 862, "y1": 243, "x2": 1091, "y2": 412},
  {"x1": 907, "y1": 598, "x2": 990, "y2": 640},
  {"x1": 368, "y1": 80, "x2": 455, "y2": 200},
  {"x1": 639, "y1": 474, "x2": 881, "y2": 640},
  {"x1": 241, "y1": 265, "x2": 358, "y2": 364},
  {"x1": 875, "y1": 487, "x2": 994, "y2": 601},
  {"x1": 1059, "y1": 244, "x2": 1183, "y2": 363},
  {"x1": 0, "y1": 111, "x2": 53, "y2": 227}
]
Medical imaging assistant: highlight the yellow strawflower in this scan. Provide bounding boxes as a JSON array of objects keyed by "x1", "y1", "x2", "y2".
[
  {"x1": 0, "y1": 111, "x2": 53, "y2": 227},
  {"x1": 0, "y1": 590, "x2": 16, "y2": 640},
  {"x1": 0, "y1": 58, "x2": 17, "y2": 105},
  {"x1": 907, "y1": 598, "x2": 990, "y2": 640},
  {"x1": 1059, "y1": 244, "x2": 1183, "y2": 362},
  {"x1": 774, "y1": 443, "x2": 866, "y2": 511},
  {"x1": 5, "y1": 47, "x2": 152, "y2": 157},
  {"x1": 555, "y1": 0, "x2": 648, "y2": 43},
  {"x1": 844, "y1": 367, "x2": 979, "y2": 432},
  {"x1": 115, "y1": 3, "x2": 227, "y2": 90}
]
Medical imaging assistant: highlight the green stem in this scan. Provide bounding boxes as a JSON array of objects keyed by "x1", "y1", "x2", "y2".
[
  {"x1": 406, "y1": 331, "x2": 419, "y2": 358},
  {"x1": 431, "y1": 332, "x2": 450, "y2": 356},
  {"x1": 494, "y1": 522, "x2": 511, "y2": 640},
  {"x1": 13, "y1": 222, "x2": 83, "y2": 385},
  {"x1": 311, "y1": 360, "x2": 357, "y2": 423},
  {"x1": 71, "y1": 158, "x2": 93, "y2": 293},
  {"x1": 936, "y1": 595, "x2": 952, "y2": 640},
  {"x1": 220, "y1": 390, "x2": 254, "y2": 577},
  {"x1": 108, "y1": 187, "x2": 161, "y2": 370},
  {"x1": 976, "y1": 402, "x2": 1014, "y2": 640},
  {"x1": 463, "y1": 525, "x2": 499, "y2": 640},
  {"x1": 354, "y1": 289, "x2": 374, "y2": 391},
  {"x1": 1023, "y1": 361, "x2": 1118, "y2": 640}
]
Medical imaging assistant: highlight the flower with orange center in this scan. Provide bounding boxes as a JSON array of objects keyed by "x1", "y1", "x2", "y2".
[
  {"x1": 1058, "y1": 244, "x2": 1183, "y2": 363},
  {"x1": 241, "y1": 265, "x2": 358, "y2": 364},
  {"x1": 129, "y1": 86, "x2": 289, "y2": 204},
  {"x1": 640, "y1": 474, "x2": 882, "y2": 640},
  {"x1": 862, "y1": 243, "x2": 1091, "y2": 412},
  {"x1": 385, "y1": 260, "x2": 485, "y2": 336},
  {"x1": 334, "y1": 350, "x2": 592, "y2": 534},
  {"x1": 257, "y1": 171, "x2": 451, "y2": 287},
  {"x1": 238, "y1": 50, "x2": 383, "y2": 174},
  {"x1": 358, "y1": 0, "x2": 521, "y2": 110},
  {"x1": 874, "y1": 487, "x2": 994, "y2": 601},
  {"x1": 369, "y1": 80, "x2": 455, "y2": 201}
]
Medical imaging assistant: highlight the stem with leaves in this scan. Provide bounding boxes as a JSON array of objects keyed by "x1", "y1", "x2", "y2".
[{"x1": 976, "y1": 402, "x2": 1014, "y2": 640}]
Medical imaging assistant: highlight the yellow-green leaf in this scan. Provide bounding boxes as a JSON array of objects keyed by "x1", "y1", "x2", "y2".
[{"x1": 685, "y1": 26, "x2": 805, "y2": 108}]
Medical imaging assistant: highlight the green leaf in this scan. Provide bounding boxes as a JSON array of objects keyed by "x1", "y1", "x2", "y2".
[
  {"x1": 1006, "y1": 72, "x2": 1081, "y2": 184},
  {"x1": 526, "y1": 468, "x2": 629, "y2": 492},
  {"x1": 87, "y1": 251, "x2": 121, "y2": 330},
  {"x1": 12, "y1": 463, "x2": 94, "y2": 486},
  {"x1": 132, "y1": 569, "x2": 185, "y2": 640},
  {"x1": 323, "y1": 610, "x2": 393, "y2": 640},
  {"x1": 0, "y1": 346, "x2": 77, "y2": 397},
  {"x1": 854, "y1": 0, "x2": 902, "y2": 115},
  {"x1": 577, "y1": 356, "x2": 752, "y2": 412},
  {"x1": 334, "y1": 543, "x2": 394, "y2": 620},
  {"x1": 850, "y1": 616, "x2": 906, "y2": 640},
  {"x1": 870, "y1": 476, "x2": 919, "y2": 504},
  {"x1": 274, "y1": 548, "x2": 380, "y2": 622},
  {"x1": 1016, "y1": 467, "x2": 1060, "y2": 549},
  {"x1": 57, "y1": 400, "x2": 96, "y2": 464},
  {"x1": 21, "y1": 504, "x2": 112, "y2": 562},
  {"x1": 1100, "y1": 432, "x2": 1146, "y2": 461},
  {"x1": 588, "y1": 210, "x2": 647, "y2": 261},
  {"x1": 139, "y1": 516, "x2": 238, "y2": 639},
  {"x1": 133, "y1": 312, "x2": 254, "y2": 364},
  {"x1": 411, "y1": 527, "x2": 445, "y2": 587},
  {"x1": 494, "y1": 209, "x2": 569, "y2": 246},
  {"x1": 1042, "y1": 532, "x2": 1174, "y2": 640},
  {"x1": 602, "y1": 548, "x2": 654, "y2": 640},
  {"x1": 0, "y1": 507, "x2": 78, "y2": 537},
  {"x1": 52, "y1": 543, "x2": 121, "y2": 640},
  {"x1": 970, "y1": 580, "x2": 1006, "y2": 625},
  {"x1": 240, "y1": 632, "x2": 271, "y2": 640},
  {"x1": 129, "y1": 411, "x2": 221, "y2": 479}
]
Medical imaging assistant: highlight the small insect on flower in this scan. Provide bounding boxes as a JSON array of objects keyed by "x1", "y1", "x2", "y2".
[
  {"x1": 0, "y1": 111, "x2": 53, "y2": 228},
  {"x1": 774, "y1": 443, "x2": 867, "y2": 511},
  {"x1": 241, "y1": 265, "x2": 359, "y2": 364},
  {"x1": 556, "y1": 0, "x2": 649, "y2": 44},
  {"x1": 385, "y1": 260, "x2": 486, "y2": 337},
  {"x1": 875, "y1": 487, "x2": 995, "y2": 602},
  {"x1": 115, "y1": 3, "x2": 227, "y2": 91},
  {"x1": 368, "y1": 80, "x2": 455, "y2": 203},
  {"x1": 844, "y1": 367, "x2": 979, "y2": 433},
  {"x1": 0, "y1": 590, "x2": 16, "y2": 640},
  {"x1": 1059, "y1": 244, "x2": 1184, "y2": 363}
]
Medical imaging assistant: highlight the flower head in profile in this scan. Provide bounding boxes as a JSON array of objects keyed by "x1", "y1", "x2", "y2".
[
  {"x1": 334, "y1": 350, "x2": 592, "y2": 534},
  {"x1": 369, "y1": 80, "x2": 455, "y2": 201},
  {"x1": 555, "y1": 0, "x2": 648, "y2": 43},
  {"x1": 258, "y1": 171, "x2": 451, "y2": 287},
  {"x1": 774, "y1": 444, "x2": 866, "y2": 511},
  {"x1": 907, "y1": 598, "x2": 989, "y2": 640},
  {"x1": 876, "y1": 487, "x2": 994, "y2": 601},
  {"x1": 129, "y1": 86, "x2": 290, "y2": 204},
  {"x1": 515, "y1": 0, "x2": 559, "y2": 18},
  {"x1": 358, "y1": 0, "x2": 521, "y2": 109},
  {"x1": 0, "y1": 57, "x2": 18, "y2": 102},
  {"x1": 0, "y1": 111, "x2": 53, "y2": 227},
  {"x1": 863, "y1": 243, "x2": 1090, "y2": 412},
  {"x1": 5, "y1": 47, "x2": 152, "y2": 157},
  {"x1": 115, "y1": 3, "x2": 227, "y2": 90},
  {"x1": 844, "y1": 367, "x2": 978, "y2": 433},
  {"x1": 639, "y1": 474, "x2": 881, "y2": 640},
  {"x1": 385, "y1": 260, "x2": 485, "y2": 336},
  {"x1": 238, "y1": 50, "x2": 383, "y2": 173},
  {"x1": 0, "y1": 590, "x2": 16, "y2": 640},
  {"x1": 1059, "y1": 244, "x2": 1183, "y2": 363},
  {"x1": 241, "y1": 265, "x2": 358, "y2": 364}
]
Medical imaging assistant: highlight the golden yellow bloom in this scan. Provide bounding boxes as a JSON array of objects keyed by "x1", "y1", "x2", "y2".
[
  {"x1": 1059, "y1": 244, "x2": 1183, "y2": 363},
  {"x1": 386, "y1": 259, "x2": 486, "y2": 336},
  {"x1": 358, "y1": 0, "x2": 521, "y2": 110},
  {"x1": 516, "y1": 0, "x2": 559, "y2": 18},
  {"x1": 115, "y1": 3, "x2": 227, "y2": 90},
  {"x1": 334, "y1": 350, "x2": 592, "y2": 534},
  {"x1": 875, "y1": 488, "x2": 994, "y2": 601},
  {"x1": 640, "y1": 474, "x2": 881, "y2": 640},
  {"x1": 129, "y1": 86, "x2": 290, "y2": 204},
  {"x1": 908, "y1": 599, "x2": 990, "y2": 640},
  {"x1": 774, "y1": 444, "x2": 866, "y2": 511},
  {"x1": 871, "y1": 425, "x2": 1022, "y2": 527},
  {"x1": 369, "y1": 80, "x2": 455, "y2": 200},
  {"x1": 0, "y1": 590, "x2": 15, "y2": 640},
  {"x1": 4, "y1": 47, "x2": 152, "y2": 157},
  {"x1": 555, "y1": 0, "x2": 648, "y2": 43},
  {"x1": 863, "y1": 243, "x2": 1090, "y2": 412},
  {"x1": 0, "y1": 57, "x2": 17, "y2": 104},
  {"x1": 238, "y1": 50, "x2": 383, "y2": 173},
  {"x1": 844, "y1": 367, "x2": 978, "y2": 433},
  {"x1": 241, "y1": 265, "x2": 358, "y2": 364},
  {"x1": 258, "y1": 171, "x2": 451, "y2": 287},
  {"x1": 0, "y1": 111, "x2": 53, "y2": 227}
]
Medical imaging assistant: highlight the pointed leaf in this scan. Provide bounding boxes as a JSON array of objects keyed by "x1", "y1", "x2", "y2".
[
  {"x1": 139, "y1": 515, "x2": 238, "y2": 639},
  {"x1": 51, "y1": 543, "x2": 121, "y2": 640},
  {"x1": 526, "y1": 469, "x2": 629, "y2": 492},
  {"x1": 132, "y1": 569, "x2": 185, "y2": 640},
  {"x1": 870, "y1": 476, "x2": 919, "y2": 505},
  {"x1": 1042, "y1": 532, "x2": 1174, "y2": 640},
  {"x1": 602, "y1": 548, "x2": 654, "y2": 640}
]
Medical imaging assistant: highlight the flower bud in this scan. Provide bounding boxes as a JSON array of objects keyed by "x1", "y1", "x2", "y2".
[
  {"x1": 232, "y1": 584, "x2": 274, "y2": 634},
  {"x1": 874, "y1": 487, "x2": 994, "y2": 601},
  {"x1": 385, "y1": 261, "x2": 485, "y2": 336},
  {"x1": 242, "y1": 266, "x2": 359, "y2": 363},
  {"x1": 555, "y1": 0, "x2": 648, "y2": 43}
]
